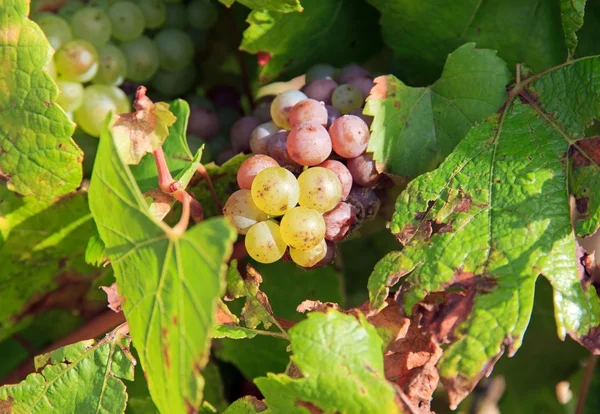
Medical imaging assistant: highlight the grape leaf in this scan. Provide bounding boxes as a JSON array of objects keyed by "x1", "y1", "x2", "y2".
[
  {"x1": 219, "y1": 0, "x2": 302, "y2": 13},
  {"x1": 0, "y1": 0, "x2": 83, "y2": 198},
  {"x1": 561, "y1": 0, "x2": 587, "y2": 54},
  {"x1": 364, "y1": 43, "x2": 511, "y2": 177},
  {"x1": 240, "y1": 0, "x2": 382, "y2": 84},
  {"x1": 368, "y1": 56, "x2": 600, "y2": 407},
  {"x1": 0, "y1": 185, "x2": 95, "y2": 340},
  {"x1": 223, "y1": 396, "x2": 267, "y2": 414},
  {"x1": 0, "y1": 333, "x2": 134, "y2": 413},
  {"x1": 574, "y1": 0, "x2": 600, "y2": 57},
  {"x1": 367, "y1": 0, "x2": 566, "y2": 85},
  {"x1": 89, "y1": 118, "x2": 236, "y2": 413},
  {"x1": 254, "y1": 311, "x2": 401, "y2": 414}
]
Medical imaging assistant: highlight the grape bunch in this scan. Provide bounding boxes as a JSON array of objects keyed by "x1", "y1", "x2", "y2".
[
  {"x1": 224, "y1": 63, "x2": 382, "y2": 268},
  {"x1": 35, "y1": 0, "x2": 218, "y2": 138}
]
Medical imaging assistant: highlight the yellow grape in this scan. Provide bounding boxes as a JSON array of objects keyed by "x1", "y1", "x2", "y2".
[
  {"x1": 280, "y1": 206, "x2": 325, "y2": 251},
  {"x1": 223, "y1": 189, "x2": 268, "y2": 234},
  {"x1": 251, "y1": 167, "x2": 299, "y2": 216},
  {"x1": 245, "y1": 220, "x2": 287, "y2": 264},
  {"x1": 290, "y1": 238, "x2": 327, "y2": 267},
  {"x1": 298, "y1": 167, "x2": 342, "y2": 212}
]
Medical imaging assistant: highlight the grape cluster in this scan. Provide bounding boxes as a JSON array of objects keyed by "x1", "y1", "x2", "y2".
[
  {"x1": 224, "y1": 63, "x2": 381, "y2": 268},
  {"x1": 36, "y1": 0, "x2": 218, "y2": 137}
]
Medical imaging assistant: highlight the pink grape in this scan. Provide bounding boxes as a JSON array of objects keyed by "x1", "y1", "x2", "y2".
[
  {"x1": 237, "y1": 154, "x2": 279, "y2": 190},
  {"x1": 267, "y1": 130, "x2": 299, "y2": 169},
  {"x1": 230, "y1": 116, "x2": 261, "y2": 153},
  {"x1": 287, "y1": 122, "x2": 332, "y2": 166},
  {"x1": 318, "y1": 160, "x2": 353, "y2": 199},
  {"x1": 347, "y1": 153, "x2": 380, "y2": 187},
  {"x1": 336, "y1": 63, "x2": 371, "y2": 84},
  {"x1": 329, "y1": 115, "x2": 370, "y2": 158},
  {"x1": 325, "y1": 105, "x2": 341, "y2": 128},
  {"x1": 323, "y1": 202, "x2": 357, "y2": 241},
  {"x1": 304, "y1": 78, "x2": 338, "y2": 105},
  {"x1": 347, "y1": 75, "x2": 375, "y2": 100},
  {"x1": 288, "y1": 99, "x2": 328, "y2": 129},
  {"x1": 349, "y1": 108, "x2": 374, "y2": 127}
]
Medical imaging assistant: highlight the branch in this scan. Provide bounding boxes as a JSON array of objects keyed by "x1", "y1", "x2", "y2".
[{"x1": 576, "y1": 354, "x2": 598, "y2": 414}]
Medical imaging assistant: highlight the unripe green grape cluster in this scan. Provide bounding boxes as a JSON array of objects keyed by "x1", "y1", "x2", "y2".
[
  {"x1": 223, "y1": 62, "x2": 382, "y2": 268},
  {"x1": 36, "y1": 0, "x2": 219, "y2": 137}
]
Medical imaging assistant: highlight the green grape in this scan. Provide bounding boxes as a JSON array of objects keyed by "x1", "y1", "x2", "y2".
[
  {"x1": 270, "y1": 90, "x2": 307, "y2": 130},
  {"x1": 120, "y1": 36, "x2": 160, "y2": 82},
  {"x1": 44, "y1": 59, "x2": 57, "y2": 80},
  {"x1": 187, "y1": 28, "x2": 209, "y2": 52},
  {"x1": 251, "y1": 166, "x2": 299, "y2": 216},
  {"x1": 223, "y1": 189, "x2": 268, "y2": 234},
  {"x1": 298, "y1": 167, "x2": 342, "y2": 213},
  {"x1": 71, "y1": 6, "x2": 112, "y2": 48},
  {"x1": 92, "y1": 43, "x2": 128, "y2": 86},
  {"x1": 137, "y1": 0, "x2": 167, "y2": 29},
  {"x1": 108, "y1": 2, "x2": 146, "y2": 42},
  {"x1": 280, "y1": 206, "x2": 326, "y2": 251},
  {"x1": 34, "y1": 13, "x2": 73, "y2": 51},
  {"x1": 88, "y1": 0, "x2": 118, "y2": 10},
  {"x1": 74, "y1": 85, "x2": 130, "y2": 137},
  {"x1": 56, "y1": 80, "x2": 84, "y2": 112},
  {"x1": 245, "y1": 220, "x2": 287, "y2": 264},
  {"x1": 58, "y1": 0, "x2": 85, "y2": 20},
  {"x1": 188, "y1": 0, "x2": 218, "y2": 30},
  {"x1": 150, "y1": 66, "x2": 197, "y2": 97},
  {"x1": 55, "y1": 39, "x2": 99, "y2": 83},
  {"x1": 165, "y1": 3, "x2": 188, "y2": 30},
  {"x1": 290, "y1": 238, "x2": 327, "y2": 267},
  {"x1": 331, "y1": 84, "x2": 363, "y2": 114},
  {"x1": 154, "y1": 29, "x2": 195, "y2": 72}
]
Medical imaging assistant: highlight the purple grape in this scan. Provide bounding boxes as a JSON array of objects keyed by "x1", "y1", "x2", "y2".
[
  {"x1": 267, "y1": 130, "x2": 299, "y2": 168},
  {"x1": 347, "y1": 75, "x2": 375, "y2": 100},
  {"x1": 336, "y1": 63, "x2": 371, "y2": 84},
  {"x1": 187, "y1": 105, "x2": 220, "y2": 140},
  {"x1": 303, "y1": 78, "x2": 338, "y2": 105},
  {"x1": 325, "y1": 105, "x2": 341, "y2": 128},
  {"x1": 253, "y1": 96, "x2": 274, "y2": 122},
  {"x1": 230, "y1": 116, "x2": 261, "y2": 153},
  {"x1": 347, "y1": 153, "x2": 380, "y2": 187},
  {"x1": 323, "y1": 202, "x2": 357, "y2": 241},
  {"x1": 250, "y1": 121, "x2": 280, "y2": 155}
]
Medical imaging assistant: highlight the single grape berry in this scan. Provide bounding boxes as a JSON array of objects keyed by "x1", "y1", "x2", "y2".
[
  {"x1": 298, "y1": 167, "x2": 342, "y2": 213},
  {"x1": 137, "y1": 0, "x2": 167, "y2": 29},
  {"x1": 325, "y1": 105, "x2": 341, "y2": 128},
  {"x1": 187, "y1": 105, "x2": 220, "y2": 140},
  {"x1": 347, "y1": 75, "x2": 375, "y2": 100},
  {"x1": 270, "y1": 90, "x2": 308, "y2": 130},
  {"x1": 245, "y1": 220, "x2": 287, "y2": 264},
  {"x1": 336, "y1": 63, "x2": 371, "y2": 84},
  {"x1": 280, "y1": 206, "x2": 326, "y2": 251},
  {"x1": 71, "y1": 6, "x2": 112, "y2": 48},
  {"x1": 318, "y1": 160, "x2": 353, "y2": 199},
  {"x1": 237, "y1": 154, "x2": 279, "y2": 190},
  {"x1": 154, "y1": 29, "x2": 195, "y2": 72},
  {"x1": 108, "y1": 2, "x2": 145, "y2": 42},
  {"x1": 250, "y1": 121, "x2": 280, "y2": 155},
  {"x1": 287, "y1": 122, "x2": 332, "y2": 166},
  {"x1": 188, "y1": 0, "x2": 219, "y2": 30},
  {"x1": 329, "y1": 115, "x2": 370, "y2": 158},
  {"x1": 332, "y1": 84, "x2": 364, "y2": 114},
  {"x1": 223, "y1": 189, "x2": 268, "y2": 234},
  {"x1": 290, "y1": 238, "x2": 327, "y2": 267},
  {"x1": 347, "y1": 153, "x2": 380, "y2": 187},
  {"x1": 92, "y1": 43, "x2": 128, "y2": 86},
  {"x1": 120, "y1": 36, "x2": 160, "y2": 82},
  {"x1": 288, "y1": 99, "x2": 328, "y2": 129},
  {"x1": 56, "y1": 80, "x2": 84, "y2": 112},
  {"x1": 305, "y1": 63, "x2": 336, "y2": 83},
  {"x1": 34, "y1": 13, "x2": 73, "y2": 51},
  {"x1": 323, "y1": 202, "x2": 357, "y2": 241},
  {"x1": 151, "y1": 66, "x2": 198, "y2": 98},
  {"x1": 267, "y1": 131, "x2": 300, "y2": 170},
  {"x1": 253, "y1": 97, "x2": 274, "y2": 122},
  {"x1": 230, "y1": 116, "x2": 261, "y2": 153},
  {"x1": 54, "y1": 39, "x2": 99, "y2": 83},
  {"x1": 74, "y1": 85, "x2": 130, "y2": 137},
  {"x1": 303, "y1": 78, "x2": 338, "y2": 105},
  {"x1": 251, "y1": 167, "x2": 300, "y2": 216}
]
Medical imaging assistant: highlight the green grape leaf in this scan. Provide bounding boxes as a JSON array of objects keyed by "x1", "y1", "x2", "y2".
[
  {"x1": 240, "y1": 0, "x2": 382, "y2": 84},
  {"x1": 112, "y1": 89, "x2": 177, "y2": 165},
  {"x1": 367, "y1": 0, "x2": 567, "y2": 85},
  {"x1": 571, "y1": 137, "x2": 600, "y2": 236},
  {"x1": 574, "y1": 0, "x2": 600, "y2": 57},
  {"x1": 216, "y1": 261, "x2": 344, "y2": 379},
  {"x1": 255, "y1": 311, "x2": 401, "y2": 414},
  {"x1": 0, "y1": 185, "x2": 95, "y2": 340},
  {"x1": 365, "y1": 43, "x2": 511, "y2": 178},
  {"x1": 130, "y1": 99, "x2": 196, "y2": 194},
  {"x1": 0, "y1": 333, "x2": 134, "y2": 413},
  {"x1": 86, "y1": 230, "x2": 108, "y2": 267},
  {"x1": 213, "y1": 324, "x2": 258, "y2": 339},
  {"x1": 368, "y1": 56, "x2": 600, "y2": 407},
  {"x1": 223, "y1": 396, "x2": 267, "y2": 414},
  {"x1": 89, "y1": 118, "x2": 236, "y2": 414},
  {"x1": 219, "y1": 0, "x2": 302, "y2": 13},
  {"x1": 0, "y1": 0, "x2": 83, "y2": 198},
  {"x1": 561, "y1": 0, "x2": 587, "y2": 54}
]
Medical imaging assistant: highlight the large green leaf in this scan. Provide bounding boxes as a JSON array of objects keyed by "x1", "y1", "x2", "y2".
[
  {"x1": 561, "y1": 0, "x2": 587, "y2": 54},
  {"x1": 368, "y1": 56, "x2": 600, "y2": 407},
  {"x1": 0, "y1": 334, "x2": 134, "y2": 413},
  {"x1": 0, "y1": 0, "x2": 82, "y2": 198},
  {"x1": 89, "y1": 119, "x2": 236, "y2": 413},
  {"x1": 365, "y1": 43, "x2": 511, "y2": 177},
  {"x1": 240, "y1": 0, "x2": 382, "y2": 83},
  {"x1": 367, "y1": 0, "x2": 567, "y2": 85},
  {"x1": 254, "y1": 311, "x2": 401, "y2": 414},
  {"x1": 0, "y1": 185, "x2": 95, "y2": 340},
  {"x1": 219, "y1": 0, "x2": 302, "y2": 13}
]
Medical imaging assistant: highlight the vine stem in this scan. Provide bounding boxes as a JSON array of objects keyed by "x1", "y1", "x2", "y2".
[{"x1": 575, "y1": 354, "x2": 598, "y2": 414}]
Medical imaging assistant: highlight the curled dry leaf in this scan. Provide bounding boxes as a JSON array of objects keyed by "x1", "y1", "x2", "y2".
[
  {"x1": 112, "y1": 86, "x2": 177, "y2": 165},
  {"x1": 100, "y1": 283, "x2": 122, "y2": 313}
]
